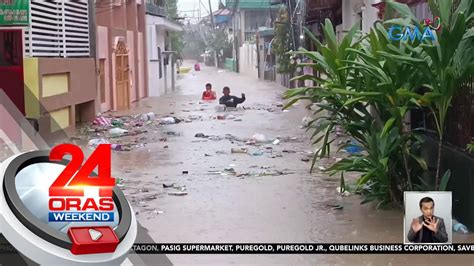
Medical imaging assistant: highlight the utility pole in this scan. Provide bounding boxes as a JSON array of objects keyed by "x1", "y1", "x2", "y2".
[
  {"x1": 198, "y1": 0, "x2": 201, "y2": 21},
  {"x1": 208, "y1": 0, "x2": 218, "y2": 67}
]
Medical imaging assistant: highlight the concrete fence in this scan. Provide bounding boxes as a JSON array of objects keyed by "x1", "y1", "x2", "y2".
[{"x1": 238, "y1": 43, "x2": 258, "y2": 79}]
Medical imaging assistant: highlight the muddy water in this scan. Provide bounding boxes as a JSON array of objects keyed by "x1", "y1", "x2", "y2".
[{"x1": 107, "y1": 62, "x2": 474, "y2": 265}]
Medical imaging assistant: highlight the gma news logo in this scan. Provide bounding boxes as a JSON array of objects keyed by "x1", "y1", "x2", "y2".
[
  {"x1": 48, "y1": 144, "x2": 116, "y2": 222},
  {"x1": 388, "y1": 17, "x2": 441, "y2": 42}
]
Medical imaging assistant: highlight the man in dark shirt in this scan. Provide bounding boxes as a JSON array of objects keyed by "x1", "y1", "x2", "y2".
[
  {"x1": 219, "y1": 86, "x2": 245, "y2": 108},
  {"x1": 407, "y1": 197, "x2": 448, "y2": 243}
]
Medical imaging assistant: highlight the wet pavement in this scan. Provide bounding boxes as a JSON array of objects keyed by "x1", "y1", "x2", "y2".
[{"x1": 79, "y1": 62, "x2": 474, "y2": 265}]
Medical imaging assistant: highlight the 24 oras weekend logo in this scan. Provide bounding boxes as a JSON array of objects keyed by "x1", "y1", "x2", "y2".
[{"x1": 48, "y1": 144, "x2": 116, "y2": 222}]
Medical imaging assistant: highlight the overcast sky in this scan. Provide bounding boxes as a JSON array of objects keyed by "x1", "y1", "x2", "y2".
[{"x1": 178, "y1": 0, "x2": 221, "y2": 23}]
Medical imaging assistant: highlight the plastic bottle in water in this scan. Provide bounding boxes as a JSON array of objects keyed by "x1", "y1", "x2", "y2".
[{"x1": 453, "y1": 219, "x2": 469, "y2": 234}]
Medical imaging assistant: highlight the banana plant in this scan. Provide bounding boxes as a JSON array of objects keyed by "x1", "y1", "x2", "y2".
[{"x1": 386, "y1": 0, "x2": 474, "y2": 190}]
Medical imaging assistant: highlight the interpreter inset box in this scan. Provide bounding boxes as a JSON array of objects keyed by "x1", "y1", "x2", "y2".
[{"x1": 404, "y1": 191, "x2": 452, "y2": 244}]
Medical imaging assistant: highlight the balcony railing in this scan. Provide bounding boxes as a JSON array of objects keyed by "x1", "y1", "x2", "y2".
[{"x1": 146, "y1": 3, "x2": 165, "y2": 17}]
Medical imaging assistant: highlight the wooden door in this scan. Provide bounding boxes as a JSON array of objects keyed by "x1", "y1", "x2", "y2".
[{"x1": 115, "y1": 42, "x2": 129, "y2": 110}]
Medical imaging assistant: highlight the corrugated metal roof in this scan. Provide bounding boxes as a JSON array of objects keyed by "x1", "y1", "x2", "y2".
[{"x1": 225, "y1": 0, "x2": 281, "y2": 9}]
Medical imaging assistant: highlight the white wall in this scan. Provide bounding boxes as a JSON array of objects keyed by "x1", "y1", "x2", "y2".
[
  {"x1": 239, "y1": 43, "x2": 258, "y2": 79},
  {"x1": 362, "y1": 0, "x2": 380, "y2": 33},
  {"x1": 146, "y1": 15, "x2": 168, "y2": 97},
  {"x1": 341, "y1": 0, "x2": 381, "y2": 36},
  {"x1": 342, "y1": 0, "x2": 363, "y2": 31}
]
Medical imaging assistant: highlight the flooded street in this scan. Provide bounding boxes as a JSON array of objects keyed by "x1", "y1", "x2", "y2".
[{"x1": 83, "y1": 62, "x2": 474, "y2": 265}]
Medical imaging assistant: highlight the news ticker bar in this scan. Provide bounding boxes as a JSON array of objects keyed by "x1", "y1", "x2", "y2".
[
  {"x1": 1, "y1": 243, "x2": 474, "y2": 255},
  {"x1": 130, "y1": 244, "x2": 474, "y2": 254}
]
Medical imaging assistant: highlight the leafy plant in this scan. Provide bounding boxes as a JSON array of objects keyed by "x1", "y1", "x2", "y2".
[
  {"x1": 284, "y1": 19, "x2": 428, "y2": 206},
  {"x1": 468, "y1": 142, "x2": 474, "y2": 153},
  {"x1": 385, "y1": 0, "x2": 474, "y2": 190},
  {"x1": 206, "y1": 29, "x2": 233, "y2": 61}
]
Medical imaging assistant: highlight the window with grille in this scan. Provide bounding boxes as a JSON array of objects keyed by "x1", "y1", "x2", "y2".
[{"x1": 24, "y1": 0, "x2": 90, "y2": 58}]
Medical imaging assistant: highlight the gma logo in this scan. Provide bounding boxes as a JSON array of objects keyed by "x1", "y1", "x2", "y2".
[{"x1": 388, "y1": 25, "x2": 436, "y2": 42}]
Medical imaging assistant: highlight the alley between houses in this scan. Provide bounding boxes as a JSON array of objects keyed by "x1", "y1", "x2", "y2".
[{"x1": 71, "y1": 62, "x2": 474, "y2": 265}]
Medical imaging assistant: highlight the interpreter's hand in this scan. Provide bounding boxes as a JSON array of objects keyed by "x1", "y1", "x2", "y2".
[
  {"x1": 411, "y1": 218, "x2": 423, "y2": 233},
  {"x1": 423, "y1": 217, "x2": 439, "y2": 233}
]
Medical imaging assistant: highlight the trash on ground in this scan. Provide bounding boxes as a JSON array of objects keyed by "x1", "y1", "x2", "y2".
[
  {"x1": 251, "y1": 133, "x2": 266, "y2": 143},
  {"x1": 245, "y1": 139, "x2": 256, "y2": 145},
  {"x1": 111, "y1": 144, "x2": 122, "y2": 151},
  {"x1": 168, "y1": 191, "x2": 188, "y2": 196},
  {"x1": 238, "y1": 170, "x2": 294, "y2": 177},
  {"x1": 318, "y1": 166, "x2": 326, "y2": 171},
  {"x1": 182, "y1": 171, "x2": 189, "y2": 174},
  {"x1": 109, "y1": 128, "x2": 128, "y2": 137},
  {"x1": 88, "y1": 138, "x2": 110, "y2": 147},
  {"x1": 224, "y1": 167, "x2": 236, "y2": 173},
  {"x1": 165, "y1": 131, "x2": 180, "y2": 136},
  {"x1": 453, "y1": 219, "x2": 470, "y2": 234},
  {"x1": 217, "y1": 115, "x2": 226, "y2": 120},
  {"x1": 111, "y1": 119, "x2": 124, "y2": 128},
  {"x1": 141, "y1": 112, "x2": 156, "y2": 121},
  {"x1": 329, "y1": 204, "x2": 343, "y2": 210},
  {"x1": 160, "y1": 117, "x2": 177, "y2": 124},
  {"x1": 208, "y1": 171, "x2": 222, "y2": 175},
  {"x1": 209, "y1": 135, "x2": 223, "y2": 141},
  {"x1": 251, "y1": 150, "x2": 264, "y2": 156},
  {"x1": 301, "y1": 158, "x2": 310, "y2": 162},
  {"x1": 275, "y1": 102, "x2": 284, "y2": 108},
  {"x1": 93, "y1": 116, "x2": 111, "y2": 126},
  {"x1": 273, "y1": 139, "x2": 281, "y2": 145},
  {"x1": 337, "y1": 187, "x2": 351, "y2": 197},
  {"x1": 195, "y1": 133, "x2": 208, "y2": 138},
  {"x1": 345, "y1": 140, "x2": 362, "y2": 154},
  {"x1": 231, "y1": 147, "x2": 248, "y2": 153},
  {"x1": 163, "y1": 183, "x2": 176, "y2": 188}
]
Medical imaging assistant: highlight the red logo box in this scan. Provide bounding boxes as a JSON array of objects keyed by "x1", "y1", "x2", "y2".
[{"x1": 67, "y1": 226, "x2": 119, "y2": 255}]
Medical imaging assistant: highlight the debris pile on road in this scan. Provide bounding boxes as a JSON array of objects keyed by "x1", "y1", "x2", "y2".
[
  {"x1": 163, "y1": 183, "x2": 188, "y2": 196},
  {"x1": 72, "y1": 111, "x2": 201, "y2": 151}
]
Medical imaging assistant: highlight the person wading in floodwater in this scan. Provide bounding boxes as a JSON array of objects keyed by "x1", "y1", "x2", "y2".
[
  {"x1": 202, "y1": 83, "x2": 217, "y2": 100},
  {"x1": 219, "y1": 86, "x2": 245, "y2": 108}
]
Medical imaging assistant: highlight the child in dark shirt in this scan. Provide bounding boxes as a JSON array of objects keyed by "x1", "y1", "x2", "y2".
[{"x1": 219, "y1": 86, "x2": 245, "y2": 107}]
